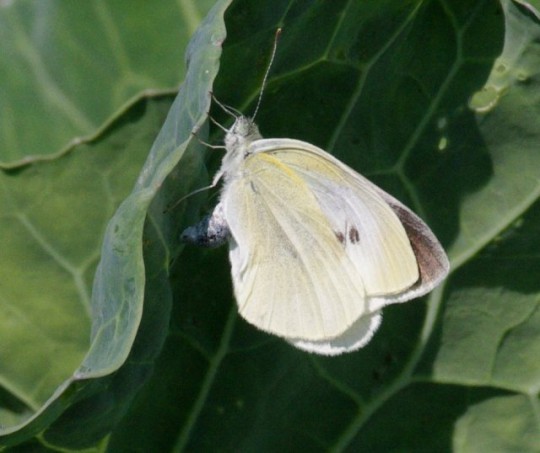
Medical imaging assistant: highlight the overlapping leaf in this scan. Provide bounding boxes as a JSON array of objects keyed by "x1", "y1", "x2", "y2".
[{"x1": 0, "y1": 0, "x2": 229, "y2": 447}]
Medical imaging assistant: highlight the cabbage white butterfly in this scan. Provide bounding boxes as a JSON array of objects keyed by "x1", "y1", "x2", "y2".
[{"x1": 182, "y1": 32, "x2": 449, "y2": 355}]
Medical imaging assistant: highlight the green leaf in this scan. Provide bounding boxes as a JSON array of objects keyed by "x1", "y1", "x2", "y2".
[
  {"x1": 0, "y1": 0, "x2": 230, "y2": 448},
  {"x1": 454, "y1": 395, "x2": 540, "y2": 452},
  {"x1": 0, "y1": 97, "x2": 169, "y2": 442},
  {"x1": 2, "y1": 0, "x2": 540, "y2": 451},
  {"x1": 430, "y1": 0, "x2": 540, "y2": 390},
  {"x1": 0, "y1": 0, "x2": 215, "y2": 167},
  {"x1": 81, "y1": 0, "x2": 229, "y2": 381}
]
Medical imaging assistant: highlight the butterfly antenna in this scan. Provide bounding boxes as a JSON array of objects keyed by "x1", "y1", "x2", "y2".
[{"x1": 252, "y1": 28, "x2": 282, "y2": 120}]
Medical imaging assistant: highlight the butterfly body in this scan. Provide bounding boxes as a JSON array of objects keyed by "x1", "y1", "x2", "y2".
[{"x1": 182, "y1": 116, "x2": 449, "y2": 355}]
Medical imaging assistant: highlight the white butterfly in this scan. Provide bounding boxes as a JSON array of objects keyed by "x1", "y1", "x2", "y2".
[{"x1": 182, "y1": 114, "x2": 449, "y2": 355}]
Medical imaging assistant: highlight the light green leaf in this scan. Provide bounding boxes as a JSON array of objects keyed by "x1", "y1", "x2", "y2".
[
  {"x1": 0, "y1": 0, "x2": 230, "y2": 448},
  {"x1": 0, "y1": 97, "x2": 168, "y2": 440},
  {"x1": 0, "y1": 0, "x2": 215, "y2": 167},
  {"x1": 454, "y1": 395, "x2": 540, "y2": 452},
  {"x1": 431, "y1": 0, "x2": 540, "y2": 394}
]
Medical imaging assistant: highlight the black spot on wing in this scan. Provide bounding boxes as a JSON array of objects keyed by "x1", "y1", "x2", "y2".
[
  {"x1": 335, "y1": 227, "x2": 360, "y2": 245},
  {"x1": 349, "y1": 226, "x2": 360, "y2": 244},
  {"x1": 335, "y1": 231, "x2": 346, "y2": 244}
]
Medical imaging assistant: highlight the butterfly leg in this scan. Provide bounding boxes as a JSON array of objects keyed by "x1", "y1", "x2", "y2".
[{"x1": 181, "y1": 202, "x2": 230, "y2": 248}]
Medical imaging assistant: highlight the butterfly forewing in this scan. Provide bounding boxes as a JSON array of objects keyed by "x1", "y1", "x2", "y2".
[{"x1": 251, "y1": 140, "x2": 420, "y2": 298}]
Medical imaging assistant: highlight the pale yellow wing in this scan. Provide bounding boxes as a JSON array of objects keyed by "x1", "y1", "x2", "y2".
[
  {"x1": 222, "y1": 138, "x2": 432, "y2": 341},
  {"x1": 256, "y1": 140, "x2": 421, "y2": 298},
  {"x1": 259, "y1": 140, "x2": 449, "y2": 310},
  {"x1": 223, "y1": 151, "x2": 368, "y2": 341}
]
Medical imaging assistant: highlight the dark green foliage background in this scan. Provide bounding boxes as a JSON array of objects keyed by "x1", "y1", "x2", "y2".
[{"x1": 1, "y1": 0, "x2": 539, "y2": 451}]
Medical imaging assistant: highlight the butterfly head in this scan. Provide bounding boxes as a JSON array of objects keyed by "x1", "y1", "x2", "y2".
[
  {"x1": 214, "y1": 116, "x2": 262, "y2": 185},
  {"x1": 225, "y1": 116, "x2": 261, "y2": 151}
]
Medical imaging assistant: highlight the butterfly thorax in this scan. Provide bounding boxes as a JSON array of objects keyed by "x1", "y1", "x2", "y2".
[{"x1": 216, "y1": 116, "x2": 262, "y2": 185}]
